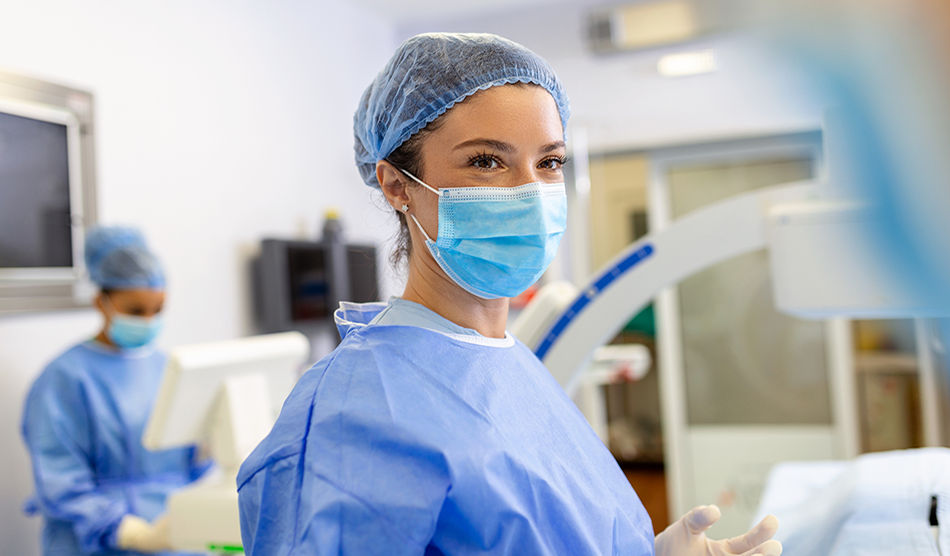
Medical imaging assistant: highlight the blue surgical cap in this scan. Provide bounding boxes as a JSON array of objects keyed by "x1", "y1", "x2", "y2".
[
  {"x1": 84, "y1": 226, "x2": 166, "y2": 290},
  {"x1": 353, "y1": 32, "x2": 571, "y2": 188}
]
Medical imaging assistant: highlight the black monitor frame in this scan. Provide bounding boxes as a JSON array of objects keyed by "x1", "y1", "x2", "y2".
[{"x1": 253, "y1": 238, "x2": 380, "y2": 335}]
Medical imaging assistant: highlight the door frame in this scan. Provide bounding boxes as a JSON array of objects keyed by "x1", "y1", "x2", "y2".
[{"x1": 644, "y1": 130, "x2": 859, "y2": 522}]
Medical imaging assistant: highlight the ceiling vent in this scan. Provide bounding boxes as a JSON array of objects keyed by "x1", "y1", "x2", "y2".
[{"x1": 587, "y1": 0, "x2": 707, "y2": 53}]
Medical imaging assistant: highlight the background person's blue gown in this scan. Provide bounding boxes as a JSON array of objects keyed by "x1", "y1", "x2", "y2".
[
  {"x1": 238, "y1": 300, "x2": 655, "y2": 555},
  {"x1": 22, "y1": 341, "x2": 210, "y2": 556}
]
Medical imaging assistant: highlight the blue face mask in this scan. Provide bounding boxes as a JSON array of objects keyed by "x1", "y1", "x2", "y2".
[
  {"x1": 103, "y1": 297, "x2": 164, "y2": 349},
  {"x1": 402, "y1": 170, "x2": 568, "y2": 299}
]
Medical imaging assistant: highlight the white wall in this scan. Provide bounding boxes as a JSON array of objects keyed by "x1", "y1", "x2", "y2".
[{"x1": 0, "y1": 1, "x2": 396, "y2": 553}]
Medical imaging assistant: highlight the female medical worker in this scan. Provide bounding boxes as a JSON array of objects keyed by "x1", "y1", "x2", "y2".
[
  {"x1": 238, "y1": 33, "x2": 782, "y2": 556},
  {"x1": 22, "y1": 227, "x2": 209, "y2": 556}
]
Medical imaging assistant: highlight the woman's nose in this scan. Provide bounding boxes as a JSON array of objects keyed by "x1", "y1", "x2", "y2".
[{"x1": 512, "y1": 164, "x2": 541, "y2": 186}]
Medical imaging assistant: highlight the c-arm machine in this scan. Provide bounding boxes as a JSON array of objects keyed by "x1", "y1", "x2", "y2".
[{"x1": 511, "y1": 179, "x2": 942, "y2": 532}]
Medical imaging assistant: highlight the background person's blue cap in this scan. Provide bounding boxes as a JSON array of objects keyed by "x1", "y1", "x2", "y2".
[
  {"x1": 84, "y1": 226, "x2": 166, "y2": 290},
  {"x1": 353, "y1": 32, "x2": 571, "y2": 188}
]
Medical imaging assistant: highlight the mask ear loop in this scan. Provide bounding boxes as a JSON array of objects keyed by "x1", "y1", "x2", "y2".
[
  {"x1": 399, "y1": 169, "x2": 441, "y2": 196},
  {"x1": 399, "y1": 169, "x2": 439, "y2": 243}
]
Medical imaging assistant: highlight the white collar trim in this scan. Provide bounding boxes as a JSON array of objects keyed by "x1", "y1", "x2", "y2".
[
  {"x1": 340, "y1": 320, "x2": 516, "y2": 348},
  {"x1": 439, "y1": 330, "x2": 515, "y2": 347}
]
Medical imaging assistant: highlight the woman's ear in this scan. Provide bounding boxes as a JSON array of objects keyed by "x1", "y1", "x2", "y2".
[{"x1": 377, "y1": 160, "x2": 411, "y2": 213}]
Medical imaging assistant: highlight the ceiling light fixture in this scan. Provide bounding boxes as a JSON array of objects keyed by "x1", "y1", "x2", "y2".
[{"x1": 657, "y1": 49, "x2": 718, "y2": 77}]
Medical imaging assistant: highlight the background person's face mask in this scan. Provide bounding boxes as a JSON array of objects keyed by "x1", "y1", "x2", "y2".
[
  {"x1": 402, "y1": 169, "x2": 567, "y2": 299},
  {"x1": 103, "y1": 296, "x2": 164, "y2": 349}
]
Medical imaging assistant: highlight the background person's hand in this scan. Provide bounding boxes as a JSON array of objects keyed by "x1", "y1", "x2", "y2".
[
  {"x1": 116, "y1": 514, "x2": 173, "y2": 553},
  {"x1": 654, "y1": 505, "x2": 782, "y2": 556}
]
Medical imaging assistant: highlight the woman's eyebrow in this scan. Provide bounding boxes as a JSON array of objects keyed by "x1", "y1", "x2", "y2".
[
  {"x1": 452, "y1": 138, "x2": 515, "y2": 152},
  {"x1": 452, "y1": 139, "x2": 566, "y2": 154}
]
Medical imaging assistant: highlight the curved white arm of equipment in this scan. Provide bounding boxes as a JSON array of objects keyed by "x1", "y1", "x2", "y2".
[
  {"x1": 509, "y1": 281, "x2": 579, "y2": 348},
  {"x1": 537, "y1": 182, "x2": 817, "y2": 396}
]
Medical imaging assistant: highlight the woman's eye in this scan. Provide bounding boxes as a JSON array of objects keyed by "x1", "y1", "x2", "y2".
[
  {"x1": 471, "y1": 155, "x2": 500, "y2": 170},
  {"x1": 540, "y1": 156, "x2": 567, "y2": 170}
]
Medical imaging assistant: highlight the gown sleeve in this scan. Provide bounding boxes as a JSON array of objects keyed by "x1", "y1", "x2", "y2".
[
  {"x1": 22, "y1": 363, "x2": 132, "y2": 553},
  {"x1": 238, "y1": 346, "x2": 451, "y2": 556}
]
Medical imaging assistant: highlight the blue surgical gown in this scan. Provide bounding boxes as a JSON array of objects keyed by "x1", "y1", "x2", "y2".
[
  {"x1": 237, "y1": 300, "x2": 655, "y2": 555},
  {"x1": 22, "y1": 341, "x2": 210, "y2": 556}
]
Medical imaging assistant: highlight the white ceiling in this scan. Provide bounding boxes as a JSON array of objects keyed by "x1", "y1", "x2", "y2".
[{"x1": 350, "y1": 0, "x2": 602, "y2": 24}]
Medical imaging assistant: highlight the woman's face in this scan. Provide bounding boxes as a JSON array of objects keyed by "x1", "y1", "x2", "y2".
[{"x1": 405, "y1": 84, "x2": 566, "y2": 244}]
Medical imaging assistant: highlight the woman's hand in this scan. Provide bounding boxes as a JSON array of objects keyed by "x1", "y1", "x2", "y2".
[
  {"x1": 654, "y1": 505, "x2": 782, "y2": 556},
  {"x1": 116, "y1": 514, "x2": 173, "y2": 553}
]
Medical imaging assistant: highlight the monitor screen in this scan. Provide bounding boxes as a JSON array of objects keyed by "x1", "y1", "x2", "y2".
[
  {"x1": 0, "y1": 110, "x2": 72, "y2": 268},
  {"x1": 286, "y1": 244, "x2": 329, "y2": 322}
]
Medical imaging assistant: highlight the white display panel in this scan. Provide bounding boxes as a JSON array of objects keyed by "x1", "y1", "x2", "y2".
[
  {"x1": 142, "y1": 331, "x2": 310, "y2": 552},
  {"x1": 143, "y1": 331, "x2": 309, "y2": 451}
]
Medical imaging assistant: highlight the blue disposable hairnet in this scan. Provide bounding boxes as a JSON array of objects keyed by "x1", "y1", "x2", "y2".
[
  {"x1": 353, "y1": 32, "x2": 571, "y2": 188},
  {"x1": 83, "y1": 226, "x2": 166, "y2": 290}
]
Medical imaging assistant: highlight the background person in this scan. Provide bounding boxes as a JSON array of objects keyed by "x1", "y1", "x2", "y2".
[{"x1": 21, "y1": 226, "x2": 210, "y2": 556}]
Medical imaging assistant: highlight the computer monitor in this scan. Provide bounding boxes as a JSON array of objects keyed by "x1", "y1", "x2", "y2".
[
  {"x1": 0, "y1": 97, "x2": 85, "y2": 280},
  {"x1": 254, "y1": 239, "x2": 380, "y2": 334},
  {"x1": 142, "y1": 331, "x2": 310, "y2": 552}
]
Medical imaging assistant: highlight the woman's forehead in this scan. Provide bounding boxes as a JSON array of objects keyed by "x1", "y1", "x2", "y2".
[
  {"x1": 110, "y1": 289, "x2": 166, "y2": 304},
  {"x1": 436, "y1": 85, "x2": 564, "y2": 149}
]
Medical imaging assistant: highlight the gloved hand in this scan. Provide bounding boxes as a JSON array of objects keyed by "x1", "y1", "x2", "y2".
[
  {"x1": 116, "y1": 514, "x2": 173, "y2": 553},
  {"x1": 654, "y1": 505, "x2": 782, "y2": 556}
]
